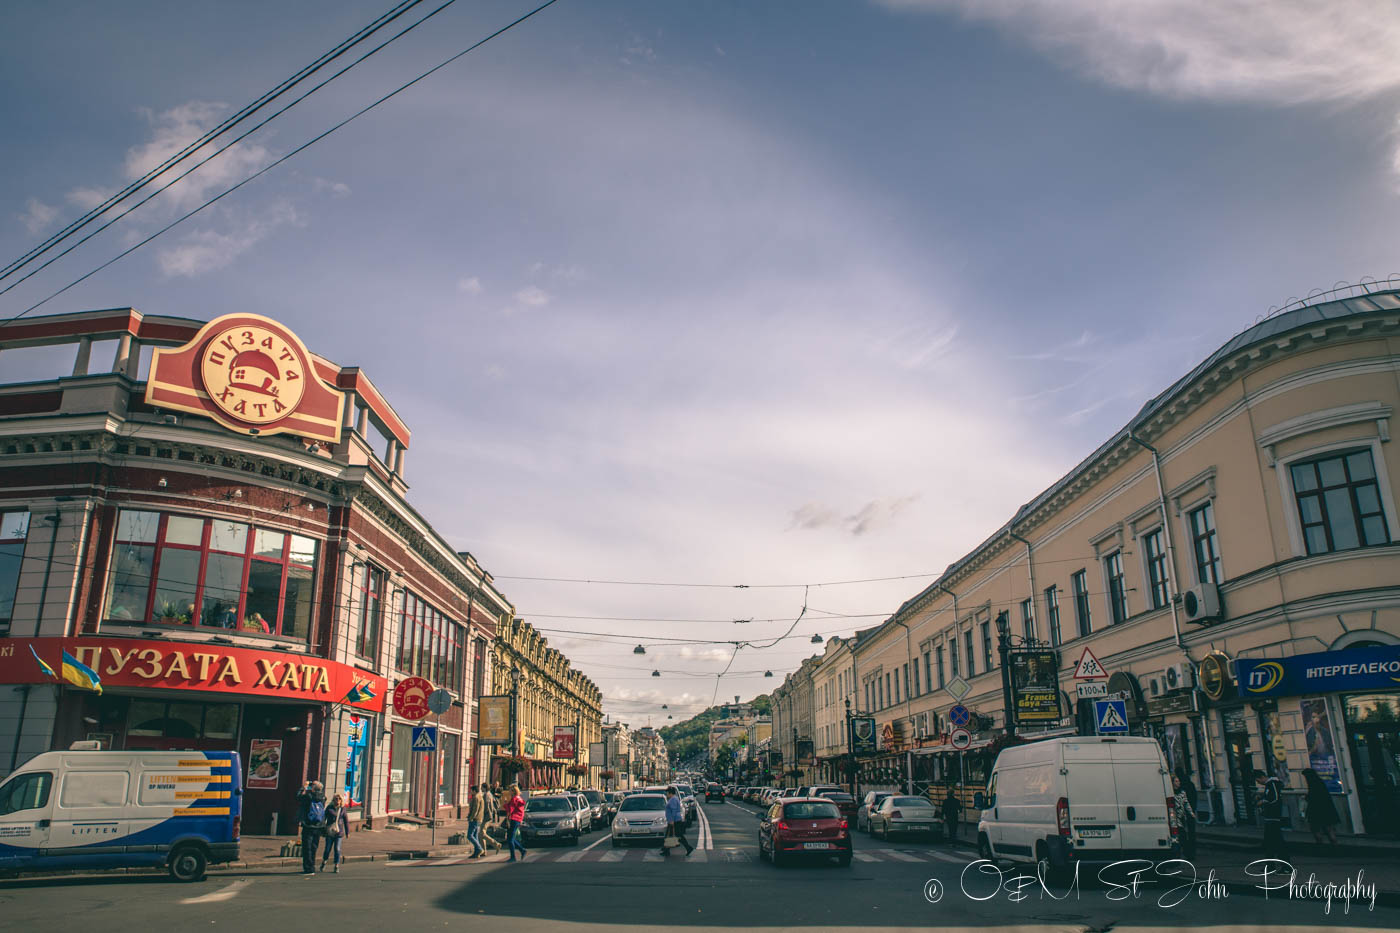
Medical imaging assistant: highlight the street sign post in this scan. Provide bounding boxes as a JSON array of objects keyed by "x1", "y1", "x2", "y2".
[
  {"x1": 1077, "y1": 681, "x2": 1109, "y2": 699},
  {"x1": 1094, "y1": 699, "x2": 1129, "y2": 734}
]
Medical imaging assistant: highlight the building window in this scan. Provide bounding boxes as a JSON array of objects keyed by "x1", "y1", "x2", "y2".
[
  {"x1": 1188, "y1": 501, "x2": 1223, "y2": 585},
  {"x1": 1020, "y1": 598, "x2": 1034, "y2": 641},
  {"x1": 1045, "y1": 585, "x2": 1061, "y2": 646},
  {"x1": 103, "y1": 510, "x2": 317, "y2": 639},
  {"x1": 1072, "y1": 569, "x2": 1092, "y2": 637},
  {"x1": 884, "y1": 672, "x2": 891, "y2": 707},
  {"x1": 396, "y1": 590, "x2": 464, "y2": 687},
  {"x1": 911, "y1": 658, "x2": 920, "y2": 696},
  {"x1": 1104, "y1": 551, "x2": 1127, "y2": 625},
  {"x1": 936, "y1": 645, "x2": 945, "y2": 687},
  {"x1": 949, "y1": 638, "x2": 959, "y2": 678},
  {"x1": 0, "y1": 511, "x2": 30, "y2": 636},
  {"x1": 964, "y1": 630, "x2": 975, "y2": 677},
  {"x1": 1143, "y1": 529, "x2": 1169, "y2": 609},
  {"x1": 981, "y1": 620, "x2": 993, "y2": 670},
  {"x1": 894, "y1": 667, "x2": 901, "y2": 704},
  {"x1": 1290, "y1": 449, "x2": 1391, "y2": 555},
  {"x1": 356, "y1": 564, "x2": 385, "y2": 660}
]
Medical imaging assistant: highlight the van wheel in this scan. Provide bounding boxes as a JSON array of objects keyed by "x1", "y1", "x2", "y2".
[
  {"x1": 978, "y1": 833, "x2": 994, "y2": 863},
  {"x1": 1036, "y1": 843, "x2": 1066, "y2": 885},
  {"x1": 168, "y1": 844, "x2": 207, "y2": 882}
]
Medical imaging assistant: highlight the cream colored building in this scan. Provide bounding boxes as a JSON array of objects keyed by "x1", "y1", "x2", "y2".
[{"x1": 843, "y1": 288, "x2": 1400, "y2": 835}]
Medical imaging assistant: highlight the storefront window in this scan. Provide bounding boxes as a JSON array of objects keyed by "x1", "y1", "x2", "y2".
[
  {"x1": 389, "y1": 723, "x2": 413, "y2": 811},
  {"x1": 439, "y1": 732, "x2": 459, "y2": 806},
  {"x1": 103, "y1": 509, "x2": 318, "y2": 640},
  {"x1": 124, "y1": 699, "x2": 239, "y2": 744}
]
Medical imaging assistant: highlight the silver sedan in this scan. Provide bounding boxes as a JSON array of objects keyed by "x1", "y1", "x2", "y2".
[{"x1": 868, "y1": 795, "x2": 943, "y2": 841}]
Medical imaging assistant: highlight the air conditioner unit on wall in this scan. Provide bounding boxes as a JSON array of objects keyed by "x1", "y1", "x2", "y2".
[
  {"x1": 1161, "y1": 662, "x2": 1194, "y2": 692},
  {"x1": 1181, "y1": 583, "x2": 1222, "y2": 624}
]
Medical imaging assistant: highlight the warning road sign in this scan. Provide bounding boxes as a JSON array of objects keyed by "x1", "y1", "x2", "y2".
[
  {"x1": 412, "y1": 725, "x2": 438, "y2": 751},
  {"x1": 1073, "y1": 647, "x2": 1107, "y2": 680},
  {"x1": 1094, "y1": 699, "x2": 1128, "y2": 734}
]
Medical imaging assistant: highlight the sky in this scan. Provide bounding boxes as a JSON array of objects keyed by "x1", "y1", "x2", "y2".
[{"x1": 5, "y1": 0, "x2": 1400, "y2": 728}]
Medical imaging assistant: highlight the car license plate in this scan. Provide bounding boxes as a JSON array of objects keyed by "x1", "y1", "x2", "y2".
[
  {"x1": 631, "y1": 828, "x2": 652, "y2": 834},
  {"x1": 802, "y1": 842, "x2": 831, "y2": 850},
  {"x1": 536, "y1": 829, "x2": 555, "y2": 836},
  {"x1": 908, "y1": 824, "x2": 930, "y2": 831},
  {"x1": 1078, "y1": 827, "x2": 1112, "y2": 838}
]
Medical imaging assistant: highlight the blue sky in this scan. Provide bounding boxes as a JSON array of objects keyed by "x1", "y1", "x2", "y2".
[{"x1": 5, "y1": 0, "x2": 1400, "y2": 724}]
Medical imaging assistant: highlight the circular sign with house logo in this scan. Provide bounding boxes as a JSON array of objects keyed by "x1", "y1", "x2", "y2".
[
  {"x1": 199, "y1": 319, "x2": 308, "y2": 425},
  {"x1": 393, "y1": 676, "x2": 434, "y2": 720}
]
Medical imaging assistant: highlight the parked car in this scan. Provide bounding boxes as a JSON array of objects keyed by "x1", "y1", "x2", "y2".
[
  {"x1": 0, "y1": 749, "x2": 242, "y2": 881},
  {"x1": 522, "y1": 795, "x2": 585, "y2": 846},
  {"x1": 758, "y1": 797, "x2": 852, "y2": 867},
  {"x1": 705, "y1": 782, "x2": 725, "y2": 802},
  {"x1": 797, "y1": 785, "x2": 843, "y2": 798},
  {"x1": 780, "y1": 788, "x2": 799, "y2": 799},
  {"x1": 604, "y1": 791, "x2": 624, "y2": 822},
  {"x1": 580, "y1": 788, "x2": 609, "y2": 826},
  {"x1": 611, "y1": 793, "x2": 669, "y2": 847},
  {"x1": 762, "y1": 788, "x2": 783, "y2": 806},
  {"x1": 869, "y1": 795, "x2": 942, "y2": 841},
  {"x1": 817, "y1": 790, "x2": 859, "y2": 824},
  {"x1": 978, "y1": 736, "x2": 1180, "y2": 881},
  {"x1": 857, "y1": 791, "x2": 893, "y2": 832}
]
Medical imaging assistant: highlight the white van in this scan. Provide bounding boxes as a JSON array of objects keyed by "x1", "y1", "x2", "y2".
[
  {"x1": 976, "y1": 736, "x2": 1179, "y2": 879},
  {"x1": 0, "y1": 750, "x2": 242, "y2": 881}
]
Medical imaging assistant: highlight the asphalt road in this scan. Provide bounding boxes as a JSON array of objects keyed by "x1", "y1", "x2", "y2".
[{"x1": 1, "y1": 798, "x2": 1396, "y2": 932}]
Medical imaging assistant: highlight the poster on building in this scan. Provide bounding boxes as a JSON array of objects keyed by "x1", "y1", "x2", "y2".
[
  {"x1": 247, "y1": 738, "x2": 282, "y2": 789},
  {"x1": 344, "y1": 715, "x2": 368, "y2": 807},
  {"x1": 553, "y1": 725, "x2": 577, "y2": 759},
  {"x1": 1010, "y1": 649, "x2": 1062, "y2": 724},
  {"x1": 1299, "y1": 697, "x2": 1342, "y2": 792},
  {"x1": 478, "y1": 696, "x2": 512, "y2": 745},
  {"x1": 588, "y1": 741, "x2": 606, "y2": 766},
  {"x1": 849, "y1": 716, "x2": 877, "y2": 755}
]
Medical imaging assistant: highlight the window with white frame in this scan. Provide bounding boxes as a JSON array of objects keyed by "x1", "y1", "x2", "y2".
[
  {"x1": 1020, "y1": 597, "x2": 1034, "y2": 641},
  {"x1": 1072, "y1": 569, "x2": 1092, "y2": 637},
  {"x1": 1104, "y1": 551, "x2": 1127, "y2": 624}
]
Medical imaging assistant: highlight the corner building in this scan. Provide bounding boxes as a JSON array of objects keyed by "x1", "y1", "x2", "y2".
[
  {"x1": 844, "y1": 288, "x2": 1400, "y2": 836},
  {"x1": 0, "y1": 308, "x2": 512, "y2": 835}
]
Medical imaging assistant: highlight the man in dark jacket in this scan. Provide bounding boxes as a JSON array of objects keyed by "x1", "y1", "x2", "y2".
[
  {"x1": 1255, "y1": 771, "x2": 1287, "y2": 860},
  {"x1": 941, "y1": 788, "x2": 964, "y2": 840},
  {"x1": 296, "y1": 780, "x2": 327, "y2": 874}
]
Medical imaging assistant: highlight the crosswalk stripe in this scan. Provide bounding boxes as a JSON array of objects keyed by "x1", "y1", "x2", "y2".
[
  {"x1": 600, "y1": 849, "x2": 627, "y2": 862},
  {"x1": 929, "y1": 850, "x2": 967, "y2": 864},
  {"x1": 881, "y1": 850, "x2": 925, "y2": 862},
  {"x1": 642, "y1": 850, "x2": 664, "y2": 862},
  {"x1": 853, "y1": 852, "x2": 878, "y2": 862}
]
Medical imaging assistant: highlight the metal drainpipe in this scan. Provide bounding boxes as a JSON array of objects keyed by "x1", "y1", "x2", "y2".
[
  {"x1": 1128, "y1": 432, "x2": 1190, "y2": 659},
  {"x1": 1008, "y1": 530, "x2": 1037, "y2": 637},
  {"x1": 892, "y1": 617, "x2": 915, "y2": 792}
]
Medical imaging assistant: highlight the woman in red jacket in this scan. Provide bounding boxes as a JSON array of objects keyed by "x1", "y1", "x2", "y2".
[{"x1": 505, "y1": 784, "x2": 528, "y2": 862}]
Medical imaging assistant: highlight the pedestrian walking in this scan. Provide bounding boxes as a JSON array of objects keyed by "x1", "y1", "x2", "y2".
[
  {"x1": 1302, "y1": 768, "x2": 1340, "y2": 847},
  {"x1": 320, "y1": 793, "x2": 349, "y2": 872},
  {"x1": 661, "y1": 786, "x2": 694, "y2": 856},
  {"x1": 1255, "y1": 771, "x2": 1287, "y2": 860},
  {"x1": 295, "y1": 780, "x2": 327, "y2": 875},
  {"x1": 940, "y1": 788, "x2": 963, "y2": 841},
  {"x1": 466, "y1": 786, "x2": 486, "y2": 858},
  {"x1": 1176, "y1": 769, "x2": 1199, "y2": 814},
  {"x1": 1172, "y1": 774, "x2": 1197, "y2": 859},
  {"x1": 505, "y1": 784, "x2": 528, "y2": 862}
]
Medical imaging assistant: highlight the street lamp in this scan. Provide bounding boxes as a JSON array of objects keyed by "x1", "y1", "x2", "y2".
[
  {"x1": 995, "y1": 610, "x2": 1015, "y2": 738},
  {"x1": 844, "y1": 696, "x2": 859, "y2": 801},
  {"x1": 509, "y1": 666, "x2": 522, "y2": 767}
]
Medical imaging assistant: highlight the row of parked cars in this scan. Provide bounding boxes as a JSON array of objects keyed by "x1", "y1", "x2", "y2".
[{"x1": 728, "y1": 784, "x2": 945, "y2": 841}]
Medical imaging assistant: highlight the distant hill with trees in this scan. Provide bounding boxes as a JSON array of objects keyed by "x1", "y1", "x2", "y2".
[{"x1": 659, "y1": 693, "x2": 771, "y2": 764}]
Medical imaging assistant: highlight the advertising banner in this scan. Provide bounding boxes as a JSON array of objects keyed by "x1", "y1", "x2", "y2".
[
  {"x1": 247, "y1": 738, "x2": 283, "y2": 789},
  {"x1": 1299, "y1": 697, "x2": 1343, "y2": 792},
  {"x1": 588, "y1": 741, "x2": 606, "y2": 766},
  {"x1": 553, "y1": 725, "x2": 577, "y2": 759},
  {"x1": 1238, "y1": 644, "x2": 1400, "y2": 698},
  {"x1": 478, "y1": 696, "x2": 512, "y2": 745},
  {"x1": 1010, "y1": 648, "x2": 1062, "y2": 723},
  {"x1": 849, "y1": 716, "x2": 877, "y2": 755}
]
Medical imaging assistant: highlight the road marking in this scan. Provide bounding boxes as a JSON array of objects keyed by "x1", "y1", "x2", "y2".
[
  {"x1": 929, "y1": 850, "x2": 967, "y2": 864},
  {"x1": 431, "y1": 856, "x2": 468, "y2": 865},
  {"x1": 558, "y1": 833, "x2": 611, "y2": 862},
  {"x1": 880, "y1": 850, "x2": 924, "y2": 862},
  {"x1": 181, "y1": 879, "x2": 250, "y2": 904},
  {"x1": 719, "y1": 848, "x2": 751, "y2": 862},
  {"x1": 600, "y1": 849, "x2": 627, "y2": 862},
  {"x1": 853, "y1": 852, "x2": 878, "y2": 862},
  {"x1": 642, "y1": 850, "x2": 665, "y2": 862},
  {"x1": 697, "y1": 804, "x2": 714, "y2": 849}
]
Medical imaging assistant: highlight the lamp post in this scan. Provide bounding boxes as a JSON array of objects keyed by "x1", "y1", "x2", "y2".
[
  {"x1": 509, "y1": 665, "x2": 522, "y2": 788},
  {"x1": 844, "y1": 697, "x2": 859, "y2": 802},
  {"x1": 995, "y1": 611, "x2": 1016, "y2": 738}
]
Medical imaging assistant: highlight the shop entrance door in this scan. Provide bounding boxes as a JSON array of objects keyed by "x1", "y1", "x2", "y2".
[
  {"x1": 1221, "y1": 708, "x2": 1255, "y2": 825},
  {"x1": 1348, "y1": 726, "x2": 1400, "y2": 837}
]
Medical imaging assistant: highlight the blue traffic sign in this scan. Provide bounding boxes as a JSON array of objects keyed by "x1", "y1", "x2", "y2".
[
  {"x1": 412, "y1": 725, "x2": 438, "y2": 751},
  {"x1": 949, "y1": 705, "x2": 972, "y2": 728},
  {"x1": 1094, "y1": 699, "x2": 1128, "y2": 735}
]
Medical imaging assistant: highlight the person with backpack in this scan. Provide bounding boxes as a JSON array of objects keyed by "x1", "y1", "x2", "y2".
[
  {"x1": 320, "y1": 793, "x2": 350, "y2": 872},
  {"x1": 296, "y1": 780, "x2": 327, "y2": 875}
]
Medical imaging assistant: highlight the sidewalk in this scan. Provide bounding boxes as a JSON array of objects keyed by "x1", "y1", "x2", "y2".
[{"x1": 232, "y1": 817, "x2": 496, "y2": 868}]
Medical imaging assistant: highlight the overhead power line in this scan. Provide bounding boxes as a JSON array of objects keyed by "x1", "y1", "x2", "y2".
[
  {"x1": 3, "y1": 0, "x2": 564, "y2": 324},
  {"x1": 496, "y1": 571, "x2": 942, "y2": 589},
  {"x1": 0, "y1": 0, "x2": 439, "y2": 295}
]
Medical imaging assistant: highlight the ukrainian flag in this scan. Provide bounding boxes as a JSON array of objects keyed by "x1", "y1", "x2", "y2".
[
  {"x1": 29, "y1": 645, "x2": 56, "y2": 679},
  {"x1": 61, "y1": 650, "x2": 102, "y2": 694},
  {"x1": 343, "y1": 682, "x2": 375, "y2": 704}
]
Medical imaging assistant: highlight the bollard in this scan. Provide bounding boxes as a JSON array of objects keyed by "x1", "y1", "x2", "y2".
[{"x1": 270, "y1": 812, "x2": 279, "y2": 836}]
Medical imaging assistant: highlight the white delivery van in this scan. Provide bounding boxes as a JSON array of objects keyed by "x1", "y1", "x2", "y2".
[
  {"x1": 976, "y1": 736, "x2": 1179, "y2": 879},
  {"x1": 0, "y1": 750, "x2": 242, "y2": 881}
]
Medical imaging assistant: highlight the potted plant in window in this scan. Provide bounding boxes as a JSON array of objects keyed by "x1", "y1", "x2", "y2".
[
  {"x1": 566, "y1": 763, "x2": 588, "y2": 777},
  {"x1": 156, "y1": 600, "x2": 183, "y2": 624},
  {"x1": 241, "y1": 611, "x2": 271, "y2": 634}
]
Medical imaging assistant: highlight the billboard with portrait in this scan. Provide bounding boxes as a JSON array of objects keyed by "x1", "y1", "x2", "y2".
[
  {"x1": 479, "y1": 696, "x2": 512, "y2": 745},
  {"x1": 1299, "y1": 697, "x2": 1342, "y2": 792},
  {"x1": 1010, "y1": 649, "x2": 1062, "y2": 723}
]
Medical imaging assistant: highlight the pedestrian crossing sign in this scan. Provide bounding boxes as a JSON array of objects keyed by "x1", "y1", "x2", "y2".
[
  {"x1": 412, "y1": 725, "x2": 438, "y2": 751},
  {"x1": 1094, "y1": 699, "x2": 1128, "y2": 734}
]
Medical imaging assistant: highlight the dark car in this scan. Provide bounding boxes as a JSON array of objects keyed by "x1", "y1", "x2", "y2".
[
  {"x1": 705, "y1": 782, "x2": 725, "y2": 802},
  {"x1": 758, "y1": 797, "x2": 852, "y2": 867},
  {"x1": 522, "y1": 795, "x2": 584, "y2": 846},
  {"x1": 580, "y1": 788, "x2": 609, "y2": 825},
  {"x1": 817, "y1": 790, "x2": 859, "y2": 824}
]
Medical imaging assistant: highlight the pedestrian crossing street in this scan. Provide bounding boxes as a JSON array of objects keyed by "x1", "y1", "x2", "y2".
[{"x1": 388, "y1": 846, "x2": 973, "y2": 868}]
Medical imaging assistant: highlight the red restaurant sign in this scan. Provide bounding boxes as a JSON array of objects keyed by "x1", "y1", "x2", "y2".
[
  {"x1": 392, "y1": 676, "x2": 433, "y2": 721},
  {"x1": 0, "y1": 637, "x2": 385, "y2": 712},
  {"x1": 553, "y1": 725, "x2": 577, "y2": 759}
]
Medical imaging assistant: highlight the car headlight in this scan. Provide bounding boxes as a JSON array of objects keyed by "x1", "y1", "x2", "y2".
[{"x1": 560, "y1": 818, "x2": 575, "y2": 828}]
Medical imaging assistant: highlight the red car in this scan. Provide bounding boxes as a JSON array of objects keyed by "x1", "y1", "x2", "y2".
[{"x1": 758, "y1": 797, "x2": 852, "y2": 867}]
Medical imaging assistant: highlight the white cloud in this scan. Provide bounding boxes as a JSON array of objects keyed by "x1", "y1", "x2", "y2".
[
  {"x1": 17, "y1": 198, "x2": 57, "y2": 235},
  {"x1": 514, "y1": 285, "x2": 551, "y2": 308},
  {"x1": 156, "y1": 201, "x2": 298, "y2": 278},
  {"x1": 457, "y1": 276, "x2": 483, "y2": 295},
  {"x1": 125, "y1": 101, "x2": 272, "y2": 210},
  {"x1": 65, "y1": 187, "x2": 113, "y2": 211},
  {"x1": 311, "y1": 177, "x2": 351, "y2": 198},
  {"x1": 880, "y1": 1, "x2": 1400, "y2": 179},
  {"x1": 790, "y1": 495, "x2": 921, "y2": 536}
]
